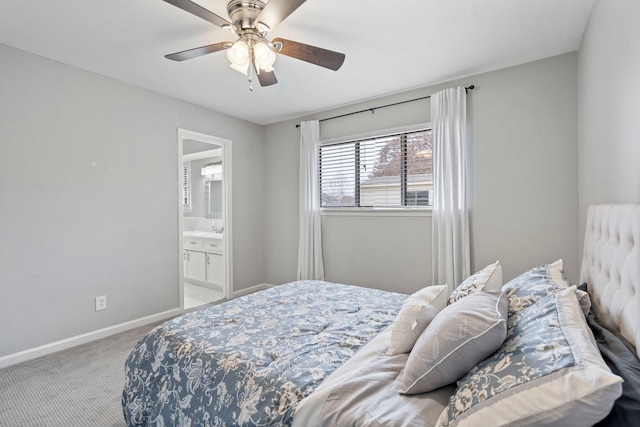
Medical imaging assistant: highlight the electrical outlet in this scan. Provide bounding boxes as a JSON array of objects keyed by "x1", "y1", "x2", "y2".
[{"x1": 95, "y1": 295, "x2": 107, "y2": 311}]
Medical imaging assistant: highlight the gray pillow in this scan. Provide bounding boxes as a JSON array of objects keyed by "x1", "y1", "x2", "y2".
[{"x1": 400, "y1": 290, "x2": 508, "y2": 394}]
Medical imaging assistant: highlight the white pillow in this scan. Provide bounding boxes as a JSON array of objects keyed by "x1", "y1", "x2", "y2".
[
  {"x1": 400, "y1": 290, "x2": 508, "y2": 394},
  {"x1": 387, "y1": 285, "x2": 448, "y2": 356},
  {"x1": 448, "y1": 261, "x2": 502, "y2": 305}
]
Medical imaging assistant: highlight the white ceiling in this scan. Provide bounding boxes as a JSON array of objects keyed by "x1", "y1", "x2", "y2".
[{"x1": 0, "y1": 0, "x2": 594, "y2": 125}]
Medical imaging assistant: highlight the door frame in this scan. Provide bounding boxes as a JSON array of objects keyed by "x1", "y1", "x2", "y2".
[{"x1": 177, "y1": 128, "x2": 233, "y2": 309}]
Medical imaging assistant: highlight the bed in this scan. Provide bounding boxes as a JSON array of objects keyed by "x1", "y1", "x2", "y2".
[{"x1": 122, "y1": 203, "x2": 640, "y2": 426}]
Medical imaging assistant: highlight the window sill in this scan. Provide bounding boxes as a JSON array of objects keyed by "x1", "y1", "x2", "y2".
[{"x1": 320, "y1": 208, "x2": 432, "y2": 217}]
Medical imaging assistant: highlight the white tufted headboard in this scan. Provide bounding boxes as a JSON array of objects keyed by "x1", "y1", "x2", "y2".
[{"x1": 580, "y1": 204, "x2": 640, "y2": 357}]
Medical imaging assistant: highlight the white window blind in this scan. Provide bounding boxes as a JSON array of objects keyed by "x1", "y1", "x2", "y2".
[{"x1": 319, "y1": 129, "x2": 433, "y2": 208}]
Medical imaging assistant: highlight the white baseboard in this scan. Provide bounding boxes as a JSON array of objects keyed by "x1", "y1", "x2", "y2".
[
  {"x1": 0, "y1": 308, "x2": 182, "y2": 369},
  {"x1": 1, "y1": 285, "x2": 277, "y2": 369},
  {"x1": 233, "y1": 283, "x2": 274, "y2": 298}
]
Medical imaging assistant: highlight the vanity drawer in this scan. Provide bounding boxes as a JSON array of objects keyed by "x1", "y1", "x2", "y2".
[
  {"x1": 184, "y1": 236, "x2": 223, "y2": 253},
  {"x1": 184, "y1": 238, "x2": 203, "y2": 250},
  {"x1": 203, "y1": 239, "x2": 223, "y2": 253}
]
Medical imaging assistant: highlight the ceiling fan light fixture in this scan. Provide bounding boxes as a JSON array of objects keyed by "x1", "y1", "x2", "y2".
[
  {"x1": 227, "y1": 40, "x2": 250, "y2": 74},
  {"x1": 253, "y1": 41, "x2": 276, "y2": 72},
  {"x1": 229, "y1": 62, "x2": 250, "y2": 75}
]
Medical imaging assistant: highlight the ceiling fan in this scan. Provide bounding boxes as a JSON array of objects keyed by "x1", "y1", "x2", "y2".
[{"x1": 162, "y1": 0, "x2": 346, "y2": 89}]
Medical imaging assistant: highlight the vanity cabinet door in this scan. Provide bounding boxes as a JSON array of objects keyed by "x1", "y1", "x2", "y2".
[
  {"x1": 183, "y1": 250, "x2": 188, "y2": 279},
  {"x1": 185, "y1": 250, "x2": 207, "y2": 282},
  {"x1": 206, "y1": 253, "x2": 224, "y2": 286}
]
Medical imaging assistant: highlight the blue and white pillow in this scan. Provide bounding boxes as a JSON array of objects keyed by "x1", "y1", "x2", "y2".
[
  {"x1": 503, "y1": 259, "x2": 590, "y2": 317},
  {"x1": 439, "y1": 285, "x2": 623, "y2": 427}
]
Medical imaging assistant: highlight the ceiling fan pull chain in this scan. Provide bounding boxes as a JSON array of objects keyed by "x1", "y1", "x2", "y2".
[
  {"x1": 248, "y1": 59, "x2": 255, "y2": 92},
  {"x1": 247, "y1": 43, "x2": 254, "y2": 91}
]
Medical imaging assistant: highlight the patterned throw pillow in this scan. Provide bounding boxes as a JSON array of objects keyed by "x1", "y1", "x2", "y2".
[
  {"x1": 502, "y1": 259, "x2": 570, "y2": 317},
  {"x1": 400, "y1": 290, "x2": 508, "y2": 394},
  {"x1": 439, "y1": 287, "x2": 623, "y2": 427},
  {"x1": 387, "y1": 285, "x2": 448, "y2": 355},
  {"x1": 448, "y1": 261, "x2": 502, "y2": 305}
]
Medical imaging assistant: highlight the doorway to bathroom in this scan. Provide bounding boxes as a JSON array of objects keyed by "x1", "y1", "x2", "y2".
[{"x1": 178, "y1": 129, "x2": 232, "y2": 310}]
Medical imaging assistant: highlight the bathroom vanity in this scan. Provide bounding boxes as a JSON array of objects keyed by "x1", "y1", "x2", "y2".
[{"x1": 183, "y1": 231, "x2": 224, "y2": 289}]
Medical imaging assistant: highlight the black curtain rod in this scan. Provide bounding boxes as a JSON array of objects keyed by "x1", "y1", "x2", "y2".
[{"x1": 296, "y1": 85, "x2": 474, "y2": 128}]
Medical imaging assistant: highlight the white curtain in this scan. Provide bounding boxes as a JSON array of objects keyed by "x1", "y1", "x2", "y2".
[
  {"x1": 431, "y1": 87, "x2": 470, "y2": 292},
  {"x1": 297, "y1": 120, "x2": 325, "y2": 280}
]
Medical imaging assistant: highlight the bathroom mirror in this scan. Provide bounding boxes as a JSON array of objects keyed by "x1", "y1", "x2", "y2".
[{"x1": 183, "y1": 140, "x2": 223, "y2": 220}]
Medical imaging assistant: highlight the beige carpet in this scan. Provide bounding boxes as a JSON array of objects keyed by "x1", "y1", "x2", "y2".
[{"x1": 0, "y1": 323, "x2": 161, "y2": 427}]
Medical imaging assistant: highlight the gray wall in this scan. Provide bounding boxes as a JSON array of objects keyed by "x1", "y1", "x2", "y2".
[
  {"x1": 577, "y1": 0, "x2": 640, "y2": 247},
  {"x1": 0, "y1": 44, "x2": 264, "y2": 357},
  {"x1": 470, "y1": 54, "x2": 579, "y2": 287},
  {"x1": 264, "y1": 53, "x2": 579, "y2": 294}
]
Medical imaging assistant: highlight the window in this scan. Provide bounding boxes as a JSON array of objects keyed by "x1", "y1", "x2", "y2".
[
  {"x1": 182, "y1": 162, "x2": 191, "y2": 210},
  {"x1": 406, "y1": 191, "x2": 430, "y2": 206},
  {"x1": 319, "y1": 129, "x2": 433, "y2": 208}
]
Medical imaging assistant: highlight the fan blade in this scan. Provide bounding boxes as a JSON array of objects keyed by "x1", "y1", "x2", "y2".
[
  {"x1": 165, "y1": 42, "x2": 230, "y2": 61},
  {"x1": 255, "y1": 0, "x2": 306, "y2": 32},
  {"x1": 273, "y1": 38, "x2": 345, "y2": 71},
  {"x1": 162, "y1": 0, "x2": 231, "y2": 28},
  {"x1": 257, "y1": 70, "x2": 278, "y2": 87}
]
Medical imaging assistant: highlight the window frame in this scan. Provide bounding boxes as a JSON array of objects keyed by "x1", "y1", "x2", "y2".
[{"x1": 319, "y1": 123, "x2": 433, "y2": 216}]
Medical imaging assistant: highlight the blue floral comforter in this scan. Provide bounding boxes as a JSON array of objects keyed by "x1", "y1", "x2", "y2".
[{"x1": 122, "y1": 280, "x2": 405, "y2": 426}]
